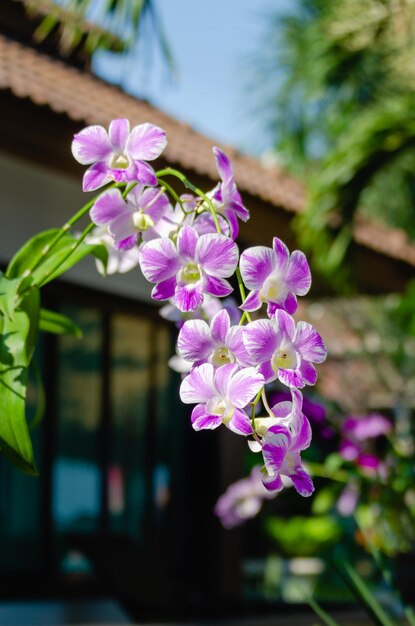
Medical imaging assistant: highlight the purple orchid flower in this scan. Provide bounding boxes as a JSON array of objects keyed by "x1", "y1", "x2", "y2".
[
  {"x1": 90, "y1": 184, "x2": 170, "y2": 250},
  {"x1": 239, "y1": 238, "x2": 311, "y2": 315},
  {"x1": 72, "y1": 118, "x2": 167, "y2": 191},
  {"x1": 177, "y1": 309, "x2": 250, "y2": 368},
  {"x1": 86, "y1": 226, "x2": 141, "y2": 275},
  {"x1": 207, "y1": 148, "x2": 250, "y2": 239},
  {"x1": 139, "y1": 225, "x2": 239, "y2": 312},
  {"x1": 179, "y1": 362, "x2": 263, "y2": 435},
  {"x1": 339, "y1": 413, "x2": 391, "y2": 462},
  {"x1": 214, "y1": 466, "x2": 275, "y2": 529},
  {"x1": 243, "y1": 309, "x2": 327, "y2": 387},
  {"x1": 261, "y1": 391, "x2": 314, "y2": 497}
]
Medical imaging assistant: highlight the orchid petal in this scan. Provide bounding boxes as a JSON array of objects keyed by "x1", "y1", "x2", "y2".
[
  {"x1": 178, "y1": 320, "x2": 212, "y2": 362},
  {"x1": 213, "y1": 147, "x2": 234, "y2": 186},
  {"x1": 177, "y1": 226, "x2": 198, "y2": 260},
  {"x1": 240, "y1": 290, "x2": 262, "y2": 312},
  {"x1": 82, "y1": 162, "x2": 112, "y2": 192},
  {"x1": 272, "y1": 238, "x2": 290, "y2": 273},
  {"x1": 243, "y1": 319, "x2": 279, "y2": 362},
  {"x1": 135, "y1": 161, "x2": 158, "y2": 186},
  {"x1": 228, "y1": 408, "x2": 253, "y2": 436},
  {"x1": 151, "y1": 276, "x2": 176, "y2": 301},
  {"x1": 290, "y1": 467, "x2": 314, "y2": 497},
  {"x1": 90, "y1": 188, "x2": 127, "y2": 225},
  {"x1": 274, "y1": 309, "x2": 296, "y2": 340},
  {"x1": 180, "y1": 363, "x2": 215, "y2": 404},
  {"x1": 204, "y1": 275, "x2": 233, "y2": 297},
  {"x1": 294, "y1": 322, "x2": 327, "y2": 363},
  {"x1": 191, "y1": 405, "x2": 222, "y2": 431},
  {"x1": 140, "y1": 237, "x2": 180, "y2": 283},
  {"x1": 213, "y1": 363, "x2": 239, "y2": 398},
  {"x1": 286, "y1": 251, "x2": 311, "y2": 295},
  {"x1": 127, "y1": 123, "x2": 167, "y2": 160},
  {"x1": 228, "y1": 367, "x2": 263, "y2": 408},
  {"x1": 109, "y1": 118, "x2": 130, "y2": 152},
  {"x1": 174, "y1": 281, "x2": 204, "y2": 312},
  {"x1": 240, "y1": 246, "x2": 275, "y2": 290},
  {"x1": 211, "y1": 309, "x2": 230, "y2": 344},
  {"x1": 196, "y1": 234, "x2": 238, "y2": 277},
  {"x1": 72, "y1": 125, "x2": 112, "y2": 164}
]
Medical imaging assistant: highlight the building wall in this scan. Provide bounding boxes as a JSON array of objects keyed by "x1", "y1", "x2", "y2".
[{"x1": 0, "y1": 149, "x2": 152, "y2": 301}]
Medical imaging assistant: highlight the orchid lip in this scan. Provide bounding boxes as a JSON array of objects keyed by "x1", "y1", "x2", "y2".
[
  {"x1": 132, "y1": 210, "x2": 154, "y2": 231},
  {"x1": 271, "y1": 344, "x2": 298, "y2": 372},
  {"x1": 180, "y1": 262, "x2": 201, "y2": 283},
  {"x1": 206, "y1": 396, "x2": 234, "y2": 423},
  {"x1": 260, "y1": 273, "x2": 288, "y2": 303},
  {"x1": 111, "y1": 153, "x2": 130, "y2": 169},
  {"x1": 211, "y1": 346, "x2": 235, "y2": 367}
]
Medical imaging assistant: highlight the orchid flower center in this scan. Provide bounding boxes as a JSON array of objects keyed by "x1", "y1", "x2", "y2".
[
  {"x1": 181, "y1": 263, "x2": 201, "y2": 283},
  {"x1": 111, "y1": 153, "x2": 129, "y2": 169},
  {"x1": 260, "y1": 273, "x2": 287, "y2": 303},
  {"x1": 211, "y1": 346, "x2": 234, "y2": 367},
  {"x1": 132, "y1": 210, "x2": 154, "y2": 231},
  {"x1": 271, "y1": 344, "x2": 298, "y2": 372},
  {"x1": 206, "y1": 396, "x2": 234, "y2": 423}
]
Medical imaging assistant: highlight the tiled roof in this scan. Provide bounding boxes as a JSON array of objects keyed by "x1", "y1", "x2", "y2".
[{"x1": 1, "y1": 33, "x2": 415, "y2": 270}]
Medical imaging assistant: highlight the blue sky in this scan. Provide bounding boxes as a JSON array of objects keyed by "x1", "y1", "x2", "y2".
[{"x1": 93, "y1": 0, "x2": 282, "y2": 156}]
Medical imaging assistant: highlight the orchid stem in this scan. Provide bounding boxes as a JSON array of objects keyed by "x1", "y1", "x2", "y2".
[{"x1": 156, "y1": 167, "x2": 222, "y2": 234}]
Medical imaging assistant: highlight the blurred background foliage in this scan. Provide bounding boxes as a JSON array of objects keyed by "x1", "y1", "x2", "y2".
[
  {"x1": 248, "y1": 0, "x2": 415, "y2": 285},
  {"x1": 21, "y1": 0, "x2": 173, "y2": 68}
]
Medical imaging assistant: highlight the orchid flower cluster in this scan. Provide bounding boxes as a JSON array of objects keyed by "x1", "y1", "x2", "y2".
[{"x1": 71, "y1": 118, "x2": 327, "y2": 506}]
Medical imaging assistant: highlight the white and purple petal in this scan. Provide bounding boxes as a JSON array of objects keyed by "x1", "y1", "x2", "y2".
[
  {"x1": 290, "y1": 466, "x2": 314, "y2": 497},
  {"x1": 228, "y1": 367, "x2": 264, "y2": 408},
  {"x1": 241, "y1": 289, "x2": 262, "y2": 312},
  {"x1": 177, "y1": 226, "x2": 198, "y2": 261},
  {"x1": 90, "y1": 188, "x2": 127, "y2": 225},
  {"x1": 203, "y1": 275, "x2": 233, "y2": 297},
  {"x1": 109, "y1": 118, "x2": 130, "y2": 152},
  {"x1": 174, "y1": 281, "x2": 204, "y2": 312},
  {"x1": 180, "y1": 363, "x2": 215, "y2": 404},
  {"x1": 72, "y1": 125, "x2": 112, "y2": 165},
  {"x1": 211, "y1": 309, "x2": 230, "y2": 344},
  {"x1": 294, "y1": 322, "x2": 327, "y2": 363},
  {"x1": 139, "y1": 237, "x2": 180, "y2": 283},
  {"x1": 196, "y1": 234, "x2": 238, "y2": 277},
  {"x1": 82, "y1": 162, "x2": 112, "y2": 192},
  {"x1": 228, "y1": 408, "x2": 253, "y2": 436},
  {"x1": 127, "y1": 123, "x2": 167, "y2": 160},
  {"x1": 178, "y1": 320, "x2": 213, "y2": 363},
  {"x1": 286, "y1": 250, "x2": 311, "y2": 295},
  {"x1": 240, "y1": 246, "x2": 275, "y2": 290},
  {"x1": 243, "y1": 319, "x2": 280, "y2": 363},
  {"x1": 191, "y1": 405, "x2": 222, "y2": 431},
  {"x1": 151, "y1": 276, "x2": 176, "y2": 301}
]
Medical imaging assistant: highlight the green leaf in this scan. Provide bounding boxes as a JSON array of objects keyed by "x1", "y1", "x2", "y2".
[
  {"x1": 0, "y1": 273, "x2": 21, "y2": 320},
  {"x1": 39, "y1": 308, "x2": 82, "y2": 338},
  {"x1": 6, "y1": 228, "x2": 107, "y2": 287},
  {"x1": 29, "y1": 361, "x2": 46, "y2": 431},
  {"x1": 336, "y1": 559, "x2": 395, "y2": 626},
  {"x1": 0, "y1": 291, "x2": 40, "y2": 475}
]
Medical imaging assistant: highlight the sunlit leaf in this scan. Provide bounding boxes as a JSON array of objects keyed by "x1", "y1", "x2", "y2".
[{"x1": 39, "y1": 308, "x2": 82, "y2": 338}]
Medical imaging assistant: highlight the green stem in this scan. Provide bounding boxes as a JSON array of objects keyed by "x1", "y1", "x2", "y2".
[
  {"x1": 156, "y1": 167, "x2": 222, "y2": 234},
  {"x1": 25, "y1": 182, "x2": 118, "y2": 277},
  {"x1": 236, "y1": 267, "x2": 251, "y2": 323},
  {"x1": 36, "y1": 222, "x2": 95, "y2": 289},
  {"x1": 157, "y1": 176, "x2": 185, "y2": 212},
  {"x1": 306, "y1": 461, "x2": 350, "y2": 483},
  {"x1": 261, "y1": 388, "x2": 274, "y2": 418},
  {"x1": 250, "y1": 387, "x2": 263, "y2": 435}
]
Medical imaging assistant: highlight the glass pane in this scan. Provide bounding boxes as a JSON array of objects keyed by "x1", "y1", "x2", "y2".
[
  {"x1": 0, "y1": 353, "x2": 43, "y2": 573},
  {"x1": 53, "y1": 307, "x2": 103, "y2": 538},
  {"x1": 109, "y1": 313, "x2": 152, "y2": 541}
]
